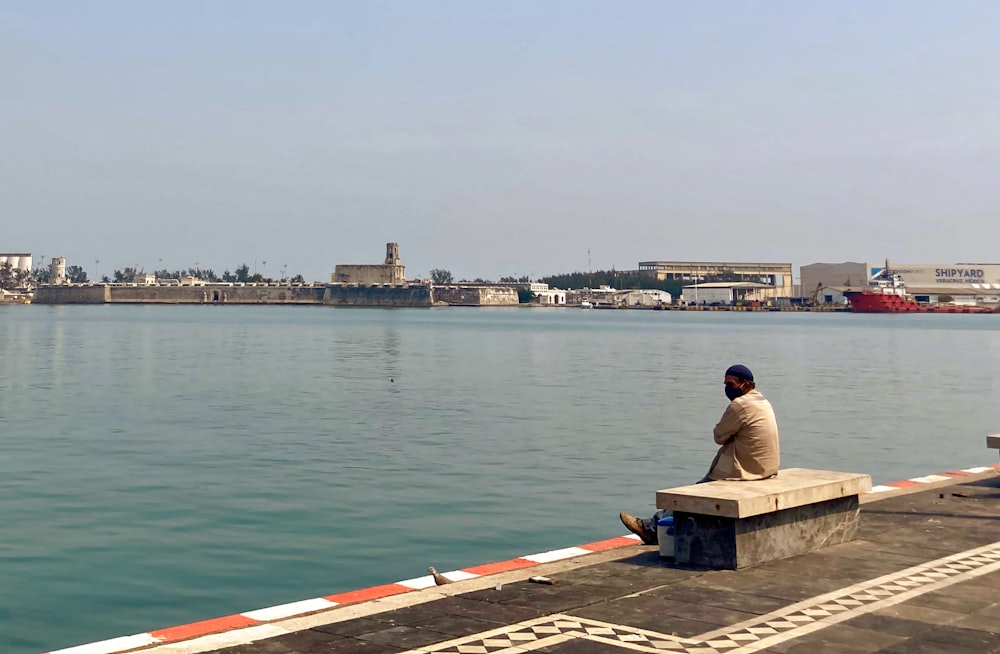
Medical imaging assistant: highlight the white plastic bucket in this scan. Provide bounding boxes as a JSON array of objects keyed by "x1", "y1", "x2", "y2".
[{"x1": 657, "y1": 516, "x2": 675, "y2": 559}]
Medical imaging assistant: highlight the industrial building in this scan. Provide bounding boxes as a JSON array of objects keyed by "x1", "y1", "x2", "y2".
[
  {"x1": 799, "y1": 262, "x2": 869, "y2": 297},
  {"x1": 639, "y1": 260, "x2": 793, "y2": 300},
  {"x1": 802, "y1": 262, "x2": 1000, "y2": 304},
  {"x1": 0, "y1": 252, "x2": 32, "y2": 273},
  {"x1": 619, "y1": 289, "x2": 672, "y2": 307},
  {"x1": 680, "y1": 282, "x2": 774, "y2": 305},
  {"x1": 885, "y1": 263, "x2": 1000, "y2": 288}
]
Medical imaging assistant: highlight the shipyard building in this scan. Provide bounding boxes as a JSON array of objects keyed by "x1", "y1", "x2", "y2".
[{"x1": 801, "y1": 262, "x2": 1000, "y2": 305}]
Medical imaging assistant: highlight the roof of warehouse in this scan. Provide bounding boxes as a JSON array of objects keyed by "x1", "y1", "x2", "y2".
[{"x1": 681, "y1": 281, "x2": 775, "y2": 289}]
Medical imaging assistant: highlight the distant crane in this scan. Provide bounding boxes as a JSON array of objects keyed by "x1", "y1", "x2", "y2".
[{"x1": 808, "y1": 283, "x2": 823, "y2": 306}]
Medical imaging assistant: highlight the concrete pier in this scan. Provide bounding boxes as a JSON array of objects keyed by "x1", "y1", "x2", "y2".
[{"x1": 47, "y1": 466, "x2": 1000, "y2": 654}]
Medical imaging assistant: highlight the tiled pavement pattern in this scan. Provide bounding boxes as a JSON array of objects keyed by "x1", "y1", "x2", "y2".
[{"x1": 404, "y1": 542, "x2": 1000, "y2": 653}]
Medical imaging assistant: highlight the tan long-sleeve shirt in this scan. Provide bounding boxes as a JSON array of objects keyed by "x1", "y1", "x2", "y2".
[{"x1": 706, "y1": 389, "x2": 780, "y2": 481}]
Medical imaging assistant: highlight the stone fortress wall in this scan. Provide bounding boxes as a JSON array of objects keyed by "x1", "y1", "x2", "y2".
[
  {"x1": 31, "y1": 243, "x2": 513, "y2": 308},
  {"x1": 333, "y1": 243, "x2": 406, "y2": 285},
  {"x1": 325, "y1": 284, "x2": 432, "y2": 307},
  {"x1": 33, "y1": 283, "x2": 432, "y2": 306},
  {"x1": 34, "y1": 284, "x2": 110, "y2": 304},
  {"x1": 432, "y1": 285, "x2": 519, "y2": 306}
]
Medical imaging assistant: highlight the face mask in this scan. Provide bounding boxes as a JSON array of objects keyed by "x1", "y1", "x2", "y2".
[{"x1": 725, "y1": 385, "x2": 745, "y2": 401}]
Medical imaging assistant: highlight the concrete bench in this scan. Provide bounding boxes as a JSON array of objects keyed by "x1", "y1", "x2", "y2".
[
  {"x1": 655, "y1": 468, "x2": 871, "y2": 569},
  {"x1": 988, "y1": 435, "x2": 1000, "y2": 456}
]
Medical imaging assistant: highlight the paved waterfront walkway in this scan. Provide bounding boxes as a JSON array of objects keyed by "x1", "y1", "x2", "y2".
[{"x1": 60, "y1": 470, "x2": 1000, "y2": 654}]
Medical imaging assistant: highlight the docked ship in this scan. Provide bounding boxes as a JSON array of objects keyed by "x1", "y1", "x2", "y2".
[
  {"x1": 847, "y1": 265, "x2": 994, "y2": 314},
  {"x1": 846, "y1": 268, "x2": 920, "y2": 313}
]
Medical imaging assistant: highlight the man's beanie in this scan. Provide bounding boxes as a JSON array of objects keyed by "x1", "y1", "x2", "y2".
[{"x1": 726, "y1": 364, "x2": 754, "y2": 382}]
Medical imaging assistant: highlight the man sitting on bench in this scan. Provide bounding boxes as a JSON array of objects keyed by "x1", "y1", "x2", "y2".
[{"x1": 619, "y1": 364, "x2": 780, "y2": 544}]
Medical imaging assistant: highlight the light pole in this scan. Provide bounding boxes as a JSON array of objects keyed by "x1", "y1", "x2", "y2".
[
  {"x1": 693, "y1": 266, "x2": 699, "y2": 306},
  {"x1": 95, "y1": 259, "x2": 100, "y2": 281}
]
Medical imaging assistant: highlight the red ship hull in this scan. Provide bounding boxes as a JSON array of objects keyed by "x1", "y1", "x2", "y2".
[
  {"x1": 848, "y1": 292, "x2": 994, "y2": 314},
  {"x1": 848, "y1": 291, "x2": 921, "y2": 313}
]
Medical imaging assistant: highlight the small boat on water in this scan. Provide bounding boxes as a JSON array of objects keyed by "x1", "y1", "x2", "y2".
[
  {"x1": 580, "y1": 300, "x2": 593, "y2": 309},
  {"x1": 0, "y1": 290, "x2": 33, "y2": 304}
]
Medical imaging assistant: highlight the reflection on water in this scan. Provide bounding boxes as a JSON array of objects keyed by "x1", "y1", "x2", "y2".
[{"x1": 0, "y1": 306, "x2": 999, "y2": 652}]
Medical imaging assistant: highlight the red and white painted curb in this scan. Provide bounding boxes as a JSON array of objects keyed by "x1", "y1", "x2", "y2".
[
  {"x1": 45, "y1": 463, "x2": 1000, "y2": 654},
  {"x1": 865, "y1": 463, "x2": 1000, "y2": 495},
  {"x1": 45, "y1": 535, "x2": 640, "y2": 654}
]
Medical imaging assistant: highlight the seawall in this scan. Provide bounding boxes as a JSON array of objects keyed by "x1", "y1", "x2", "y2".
[
  {"x1": 324, "y1": 284, "x2": 432, "y2": 307},
  {"x1": 32, "y1": 283, "x2": 434, "y2": 307},
  {"x1": 33, "y1": 284, "x2": 110, "y2": 304},
  {"x1": 433, "y1": 285, "x2": 519, "y2": 306}
]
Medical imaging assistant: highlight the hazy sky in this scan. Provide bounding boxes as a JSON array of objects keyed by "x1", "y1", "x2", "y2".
[{"x1": 3, "y1": 1, "x2": 999, "y2": 282}]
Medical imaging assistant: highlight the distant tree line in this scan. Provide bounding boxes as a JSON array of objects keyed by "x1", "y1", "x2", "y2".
[
  {"x1": 0, "y1": 263, "x2": 90, "y2": 288},
  {"x1": 108, "y1": 263, "x2": 306, "y2": 285},
  {"x1": 537, "y1": 269, "x2": 685, "y2": 296},
  {"x1": 430, "y1": 270, "x2": 534, "y2": 285},
  {"x1": 64, "y1": 265, "x2": 89, "y2": 283},
  {"x1": 430, "y1": 268, "x2": 453, "y2": 284},
  {"x1": 3, "y1": 260, "x2": 315, "y2": 288},
  {"x1": 0, "y1": 262, "x2": 33, "y2": 289},
  {"x1": 150, "y1": 267, "x2": 220, "y2": 282},
  {"x1": 32, "y1": 267, "x2": 50, "y2": 284},
  {"x1": 432, "y1": 270, "x2": 528, "y2": 285}
]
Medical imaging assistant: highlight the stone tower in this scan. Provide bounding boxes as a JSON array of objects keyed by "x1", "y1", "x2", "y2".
[
  {"x1": 51, "y1": 257, "x2": 67, "y2": 284},
  {"x1": 385, "y1": 242, "x2": 401, "y2": 266}
]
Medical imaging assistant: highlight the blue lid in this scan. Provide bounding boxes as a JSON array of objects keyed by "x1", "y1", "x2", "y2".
[{"x1": 656, "y1": 516, "x2": 674, "y2": 527}]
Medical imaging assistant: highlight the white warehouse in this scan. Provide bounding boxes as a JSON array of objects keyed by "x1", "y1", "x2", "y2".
[{"x1": 681, "y1": 282, "x2": 774, "y2": 305}]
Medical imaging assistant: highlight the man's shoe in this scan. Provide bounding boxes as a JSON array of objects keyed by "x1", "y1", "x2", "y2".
[{"x1": 619, "y1": 512, "x2": 656, "y2": 545}]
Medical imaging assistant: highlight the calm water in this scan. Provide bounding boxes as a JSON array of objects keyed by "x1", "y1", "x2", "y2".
[{"x1": 2, "y1": 305, "x2": 999, "y2": 652}]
